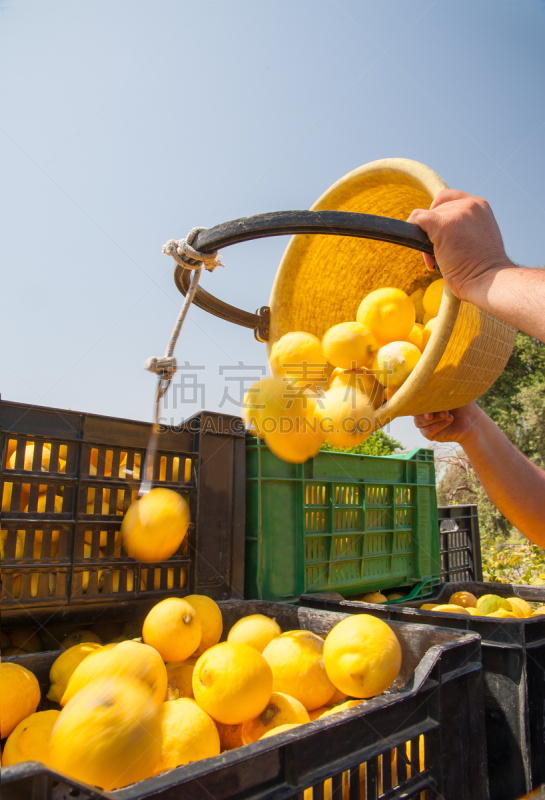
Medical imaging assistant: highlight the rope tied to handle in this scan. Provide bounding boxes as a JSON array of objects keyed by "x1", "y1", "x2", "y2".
[
  {"x1": 140, "y1": 231, "x2": 213, "y2": 495},
  {"x1": 162, "y1": 226, "x2": 223, "y2": 272}
]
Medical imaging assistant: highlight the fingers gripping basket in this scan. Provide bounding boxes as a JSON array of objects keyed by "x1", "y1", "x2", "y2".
[{"x1": 173, "y1": 158, "x2": 516, "y2": 425}]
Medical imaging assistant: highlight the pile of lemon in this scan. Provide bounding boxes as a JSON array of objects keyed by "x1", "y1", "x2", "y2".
[
  {"x1": 244, "y1": 279, "x2": 444, "y2": 463},
  {"x1": 0, "y1": 598, "x2": 402, "y2": 790},
  {"x1": 419, "y1": 591, "x2": 545, "y2": 618}
]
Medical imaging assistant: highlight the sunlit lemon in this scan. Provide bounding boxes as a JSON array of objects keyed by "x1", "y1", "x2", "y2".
[
  {"x1": 227, "y1": 614, "x2": 281, "y2": 654},
  {"x1": 323, "y1": 615, "x2": 401, "y2": 699},
  {"x1": 121, "y1": 487, "x2": 189, "y2": 562},
  {"x1": 2, "y1": 710, "x2": 60, "y2": 767},
  {"x1": 372, "y1": 342, "x2": 421, "y2": 390},
  {"x1": 322, "y1": 322, "x2": 379, "y2": 370},
  {"x1": 423, "y1": 278, "x2": 445, "y2": 317},
  {"x1": 143, "y1": 597, "x2": 202, "y2": 663},
  {"x1": 241, "y1": 691, "x2": 310, "y2": 743},
  {"x1": 262, "y1": 630, "x2": 335, "y2": 711},
  {"x1": 154, "y1": 697, "x2": 220, "y2": 774},
  {"x1": 192, "y1": 642, "x2": 273, "y2": 725},
  {"x1": 356, "y1": 288, "x2": 415, "y2": 345},
  {"x1": 314, "y1": 385, "x2": 374, "y2": 449},
  {"x1": 49, "y1": 676, "x2": 161, "y2": 790}
]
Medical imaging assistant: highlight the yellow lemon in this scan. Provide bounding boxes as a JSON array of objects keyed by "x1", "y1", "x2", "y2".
[
  {"x1": 323, "y1": 615, "x2": 401, "y2": 699},
  {"x1": 329, "y1": 369, "x2": 384, "y2": 409},
  {"x1": 423, "y1": 278, "x2": 445, "y2": 317},
  {"x1": 476, "y1": 594, "x2": 510, "y2": 615},
  {"x1": 165, "y1": 658, "x2": 197, "y2": 700},
  {"x1": 406, "y1": 323, "x2": 425, "y2": 352},
  {"x1": 533, "y1": 606, "x2": 545, "y2": 616},
  {"x1": 449, "y1": 591, "x2": 478, "y2": 608},
  {"x1": 121, "y1": 487, "x2": 189, "y2": 562},
  {"x1": 142, "y1": 597, "x2": 202, "y2": 662},
  {"x1": 241, "y1": 692, "x2": 310, "y2": 744},
  {"x1": 260, "y1": 723, "x2": 301, "y2": 739},
  {"x1": 269, "y1": 332, "x2": 326, "y2": 389},
  {"x1": 227, "y1": 614, "x2": 282, "y2": 653},
  {"x1": 325, "y1": 687, "x2": 347, "y2": 706},
  {"x1": 372, "y1": 342, "x2": 421, "y2": 390},
  {"x1": 256, "y1": 378, "x2": 325, "y2": 464},
  {"x1": 422, "y1": 311, "x2": 434, "y2": 325},
  {"x1": 0, "y1": 663, "x2": 41, "y2": 738},
  {"x1": 433, "y1": 604, "x2": 470, "y2": 614},
  {"x1": 357, "y1": 592, "x2": 387, "y2": 604},
  {"x1": 89, "y1": 450, "x2": 127, "y2": 478},
  {"x1": 154, "y1": 697, "x2": 220, "y2": 774},
  {"x1": 420, "y1": 603, "x2": 438, "y2": 610},
  {"x1": 262, "y1": 630, "x2": 335, "y2": 711},
  {"x1": 0, "y1": 529, "x2": 26, "y2": 559},
  {"x1": 8, "y1": 629, "x2": 42, "y2": 654},
  {"x1": 422, "y1": 317, "x2": 436, "y2": 349},
  {"x1": 322, "y1": 322, "x2": 379, "y2": 370},
  {"x1": 409, "y1": 288, "x2": 426, "y2": 324},
  {"x1": 466, "y1": 607, "x2": 482, "y2": 616},
  {"x1": 356, "y1": 288, "x2": 415, "y2": 345},
  {"x1": 504, "y1": 597, "x2": 533, "y2": 618},
  {"x1": 308, "y1": 707, "x2": 328, "y2": 721},
  {"x1": 60, "y1": 630, "x2": 102, "y2": 649},
  {"x1": 61, "y1": 640, "x2": 167, "y2": 706},
  {"x1": 384, "y1": 386, "x2": 398, "y2": 401},
  {"x1": 318, "y1": 700, "x2": 362, "y2": 718},
  {"x1": 50, "y1": 676, "x2": 161, "y2": 790},
  {"x1": 487, "y1": 609, "x2": 517, "y2": 618},
  {"x1": 314, "y1": 385, "x2": 374, "y2": 449},
  {"x1": 184, "y1": 595, "x2": 223, "y2": 656},
  {"x1": 6, "y1": 442, "x2": 57, "y2": 472},
  {"x1": 192, "y1": 642, "x2": 273, "y2": 725},
  {"x1": 243, "y1": 377, "x2": 284, "y2": 439},
  {"x1": 385, "y1": 592, "x2": 406, "y2": 601},
  {"x1": 85, "y1": 528, "x2": 122, "y2": 549},
  {"x1": 25, "y1": 494, "x2": 64, "y2": 514},
  {"x1": 216, "y1": 721, "x2": 243, "y2": 751},
  {"x1": 6, "y1": 438, "x2": 18, "y2": 462},
  {"x1": 10, "y1": 572, "x2": 56, "y2": 600},
  {"x1": 2, "y1": 709, "x2": 60, "y2": 767},
  {"x1": 47, "y1": 642, "x2": 103, "y2": 703}
]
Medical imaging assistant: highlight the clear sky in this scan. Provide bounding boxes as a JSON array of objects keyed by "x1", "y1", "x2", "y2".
[{"x1": 2, "y1": 0, "x2": 544, "y2": 451}]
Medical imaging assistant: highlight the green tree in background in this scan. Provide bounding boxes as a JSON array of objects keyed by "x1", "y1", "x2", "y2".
[
  {"x1": 437, "y1": 332, "x2": 545, "y2": 536},
  {"x1": 321, "y1": 429, "x2": 402, "y2": 456}
]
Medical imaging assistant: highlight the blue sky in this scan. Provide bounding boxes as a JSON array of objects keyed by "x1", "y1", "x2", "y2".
[{"x1": 1, "y1": 0, "x2": 544, "y2": 450}]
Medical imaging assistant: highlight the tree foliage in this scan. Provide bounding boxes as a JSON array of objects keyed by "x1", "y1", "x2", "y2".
[
  {"x1": 321, "y1": 429, "x2": 402, "y2": 456},
  {"x1": 437, "y1": 332, "x2": 545, "y2": 536}
]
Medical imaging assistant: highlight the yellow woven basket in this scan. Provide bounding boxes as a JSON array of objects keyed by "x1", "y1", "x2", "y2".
[{"x1": 269, "y1": 158, "x2": 517, "y2": 426}]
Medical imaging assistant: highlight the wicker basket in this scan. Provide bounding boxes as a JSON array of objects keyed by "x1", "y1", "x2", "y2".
[
  {"x1": 270, "y1": 158, "x2": 517, "y2": 425},
  {"x1": 173, "y1": 158, "x2": 517, "y2": 426}
]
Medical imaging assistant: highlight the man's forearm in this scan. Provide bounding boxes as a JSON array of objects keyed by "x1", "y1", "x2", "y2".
[
  {"x1": 465, "y1": 266, "x2": 545, "y2": 342},
  {"x1": 461, "y1": 412, "x2": 545, "y2": 544}
]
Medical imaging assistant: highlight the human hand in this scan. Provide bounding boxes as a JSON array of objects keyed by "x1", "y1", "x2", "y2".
[
  {"x1": 413, "y1": 402, "x2": 483, "y2": 444},
  {"x1": 408, "y1": 190, "x2": 514, "y2": 303}
]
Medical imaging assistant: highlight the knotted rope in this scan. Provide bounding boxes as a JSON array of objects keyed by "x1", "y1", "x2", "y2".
[
  {"x1": 139, "y1": 228, "x2": 223, "y2": 495},
  {"x1": 162, "y1": 226, "x2": 223, "y2": 272}
]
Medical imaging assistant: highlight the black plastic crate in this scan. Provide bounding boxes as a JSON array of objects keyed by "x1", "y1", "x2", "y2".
[
  {"x1": 438, "y1": 505, "x2": 482, "y2": 583},
  {"x1": 0, "y1": 400, "x2": 246, "y2": 615},
  {"x1": 301, "y1": 580, "x2": 545, "y2": 800},
  {"x1": 1, "y1": 600, "x2": 487, "y2": 800}
]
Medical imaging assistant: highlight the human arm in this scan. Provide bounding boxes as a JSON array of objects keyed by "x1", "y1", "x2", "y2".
[
  {"x1": 414, "y1": 403, "x2": 545, "y2": 545},
  {"x1": 408, "y1": 190, "x2": 545, "y2": 342}
]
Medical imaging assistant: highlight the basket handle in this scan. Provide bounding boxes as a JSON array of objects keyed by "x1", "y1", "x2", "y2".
[{"x1": 173, "y1": 210, "x2": 436, "y2": 342}]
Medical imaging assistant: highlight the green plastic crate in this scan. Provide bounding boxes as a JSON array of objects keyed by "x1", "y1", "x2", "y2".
[{"x1": 245, "y1": 435, "x2": 440, "y2": 602}]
